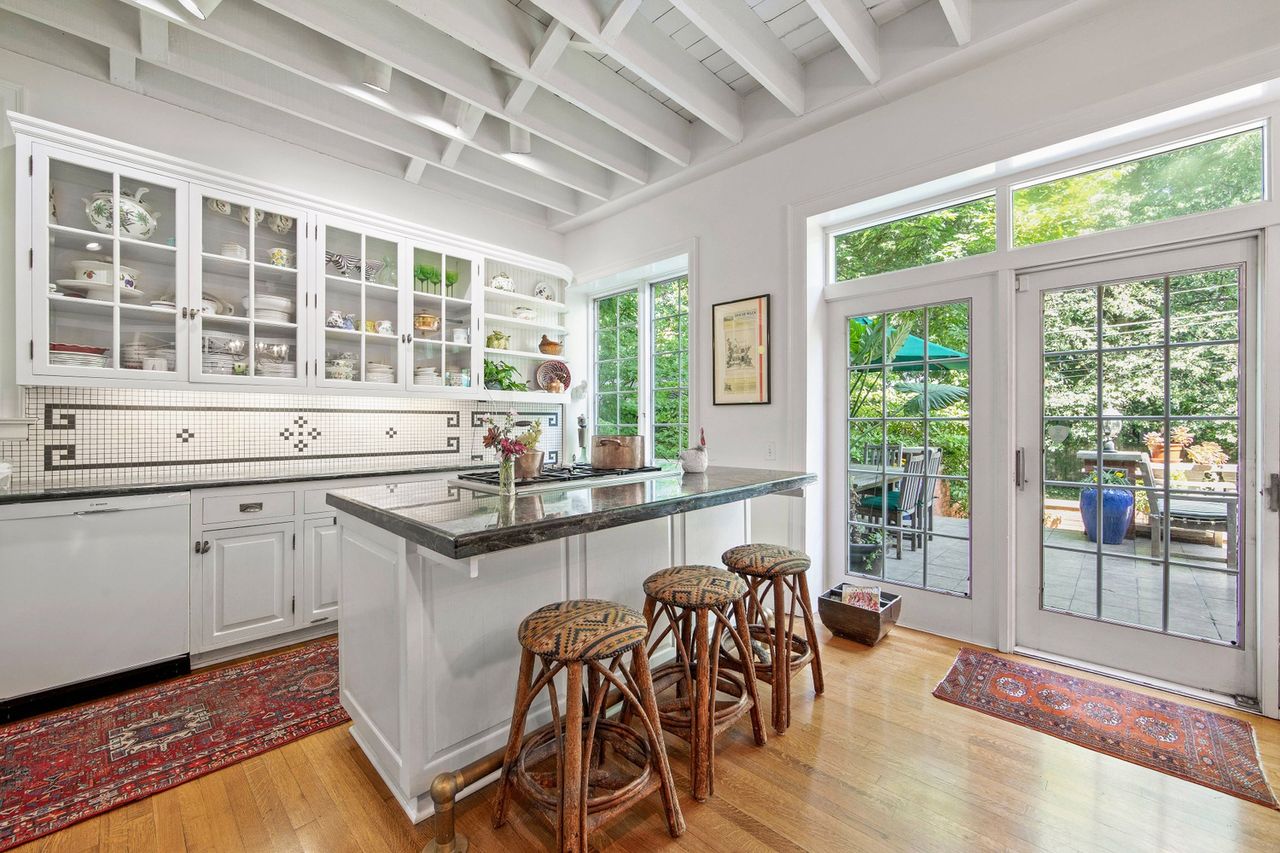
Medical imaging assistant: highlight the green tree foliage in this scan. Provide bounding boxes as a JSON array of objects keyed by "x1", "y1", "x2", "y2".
[
  {"x1": 652, "y1": 277, "x2": 689, "y2": 461},
  {"x1": 1014, "y1": 129, "x2": 1263, "y2": 246},
  {"x1": 594, "y1": 291, "x2": 639, "y2": 437},
  {"x1": 834, "y1": 196, "x2": 996, "y2": 282}
]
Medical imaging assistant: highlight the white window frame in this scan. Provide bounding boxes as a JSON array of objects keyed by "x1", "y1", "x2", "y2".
[{"x1": 590, "y1": 271, "x2": 691, "y2": 464}]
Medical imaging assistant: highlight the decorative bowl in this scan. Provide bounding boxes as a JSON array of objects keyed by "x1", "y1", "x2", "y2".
[
  {"x1": 265, "y1": 213, "x2": 294, "y2": 234},
  {"x1": 512, "y1": 306, "x2": 536, "y2": 321},
  {"x1": 83, "y1": 188, "x2": 159, "y2": 239},
  {"x1": 363, "y1": 259, "x2": 385, "y2": 282},
  {"x1": 414, "y1": 312, "x2": 440, "y2": 331},
  {"x1": 489, "y1": 272, "x2": 514, "y2": 292},
  {"x1": 72, "y1": 260, "x2": 141, "y2": 290},
  {"x1": 533, "y1": 281, "x2": 556, "y2": 301},
  {"x1": 537, "y1": 334, "x2": 563, "y2": 355},
  {"x1": 239, "y1": 207, "x2": 265, "y2": 226},
  {"x1": 267, "y1": 247, "x2": 295, "y2": 267},
  {"x1": 325, "y1": 251, "x2": 361, "y2": 277},
  {"x1": 535, "y1": 359, "x2": 570, "y2": 392},
  {"x1": 206, "y1": 197, "x2": 232, "y2": 216}
]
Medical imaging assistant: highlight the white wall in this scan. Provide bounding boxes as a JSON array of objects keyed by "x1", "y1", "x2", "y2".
[{"x1": 563, "y1": 0, "x2": 1280, "y2": 551}]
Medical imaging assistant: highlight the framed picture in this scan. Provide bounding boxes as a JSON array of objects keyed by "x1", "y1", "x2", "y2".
[{"x1": 712, "y1": 294, "x2": 770, "y2": 405}]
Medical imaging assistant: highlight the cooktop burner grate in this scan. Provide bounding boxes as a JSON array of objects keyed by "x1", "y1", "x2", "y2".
[{"x1": 456, "y1": 463, "x2": 664, "y2": 486}]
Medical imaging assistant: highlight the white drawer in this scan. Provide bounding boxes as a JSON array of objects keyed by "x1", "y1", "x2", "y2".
[
  {"x1": 303, "y1": 487, "x2": 335, "y2": 515},
  {"x1": 202, "y1": 491, "x2": 294, "y2": 524}
]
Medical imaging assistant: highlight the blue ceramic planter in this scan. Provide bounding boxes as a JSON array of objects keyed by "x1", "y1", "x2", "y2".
[{"x1": 1079, "y1": 487, "x2": 1134, "y2": 545}]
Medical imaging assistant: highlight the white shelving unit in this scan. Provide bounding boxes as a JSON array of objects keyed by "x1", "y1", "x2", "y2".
[{"x1": 480, "y1": 259, "x2": 571, "y2": 396}]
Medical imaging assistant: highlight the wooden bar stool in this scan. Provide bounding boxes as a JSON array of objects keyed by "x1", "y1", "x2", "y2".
[
  {"x1": 492, "y1": 599, "x2": 685, "y2": 852},
  {"x1": 720, "y1": 544, "x2": 824, "y2": 734},
  {"x1": 637, "y1": 566, "x2": 767, "y2": 802}
]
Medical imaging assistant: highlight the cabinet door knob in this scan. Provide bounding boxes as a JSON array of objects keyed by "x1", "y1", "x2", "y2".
[{"x1": 200, "y1": 540, "x2": 211, "y2": 554}]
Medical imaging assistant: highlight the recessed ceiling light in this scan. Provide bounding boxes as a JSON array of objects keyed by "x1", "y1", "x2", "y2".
[
  {"x1": 362, "y1": 57, "x2": 392, "y2": 94},
  {"x1": 85, "y1": 242, "x2": 102, "y2": 251},
  {"x1": 176, "y1": 0, "x2": 223, "y2": 20}
]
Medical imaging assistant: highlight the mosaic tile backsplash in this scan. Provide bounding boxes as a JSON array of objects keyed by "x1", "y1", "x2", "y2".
[{"x1": 0, "y1": 387, "x2": 565, "y2": 490}]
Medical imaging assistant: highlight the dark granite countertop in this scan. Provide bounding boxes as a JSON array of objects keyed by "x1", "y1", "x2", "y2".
[
  {"x1": 0, "y1": 463, "x2": 492, "y2": 505},
  {"x1": 326, "y1": 466, "x2": 817, "y2": 559}
]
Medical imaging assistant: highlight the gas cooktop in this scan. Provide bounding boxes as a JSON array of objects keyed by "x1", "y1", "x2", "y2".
[{"x1": 450, "y1": 464, "x2": 676, "y2": 495}]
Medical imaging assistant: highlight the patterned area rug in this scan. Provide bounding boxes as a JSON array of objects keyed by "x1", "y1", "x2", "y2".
[
  {"x1": 0, "y1": 639, "x2": 348, "y2": 851},
  {"x1": 934, "y1": 648, "x2": 1278, "y2": 809}
]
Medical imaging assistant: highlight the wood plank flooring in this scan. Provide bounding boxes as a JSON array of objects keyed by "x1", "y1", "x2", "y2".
[{"x1": 14, "y1": 628, "x2": 1280, "y2": 852}]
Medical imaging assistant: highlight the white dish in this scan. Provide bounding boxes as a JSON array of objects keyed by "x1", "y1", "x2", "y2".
[
  {"x1": 253, "y1": 294, "x2": 295, "y2": 311},
  {"x1": 56, "y1": 280, "x2": 147, "y2": 301}
]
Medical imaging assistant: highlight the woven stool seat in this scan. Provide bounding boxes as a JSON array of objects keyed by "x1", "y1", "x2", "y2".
[
  {"x1": 518, "y1": 599, "x2": 648, "y2": 661},
  {"x1": 642, "y1": 565, "x2": 747, "y2": 608},
  {"x1": 721, "y1": 543, "x2": 811, "y2": 577}
]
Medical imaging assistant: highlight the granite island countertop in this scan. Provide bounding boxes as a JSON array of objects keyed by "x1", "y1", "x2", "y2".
[{"x1": 326, "y1": 466, "x2": 817, "y2": 559}]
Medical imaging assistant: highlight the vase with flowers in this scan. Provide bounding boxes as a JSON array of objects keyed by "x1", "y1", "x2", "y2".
[{"x1": 482, "y1": 411, "x2": 529, "y2": 497}]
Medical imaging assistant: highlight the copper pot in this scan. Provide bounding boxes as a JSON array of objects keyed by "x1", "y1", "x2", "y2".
[
  {"x1": 515, "y1": 450, "x2": 544, "y2": 480},
  {"x1": 591, "y1": 435, "x2": 645, "y2": 469}
]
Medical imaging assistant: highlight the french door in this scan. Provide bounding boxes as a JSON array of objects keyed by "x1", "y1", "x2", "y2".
[
  {"x1": 826, "y1": 275, "x2": 1004, "y2": 645},
  {"x1": 1014, "y1": 238, "x2": 1259, "y2": 700}
]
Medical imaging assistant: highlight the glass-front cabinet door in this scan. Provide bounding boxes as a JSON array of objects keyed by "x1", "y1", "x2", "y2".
[
  {"x1": 407, "y1": 243, "x2": 478, "y2": 392},
  {"x1": 317, "y1": 219, "x2": 405, "y2": 387},
  {"x1": 190, "y1": 187, "x2": 308, "y2": 385},
  {"x1": 34, "y1": 146, "x2": 187, "y2": 379}
]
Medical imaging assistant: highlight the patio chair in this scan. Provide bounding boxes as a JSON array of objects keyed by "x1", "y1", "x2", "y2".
[
  {"x1": 1138, "y1": 457, "x2": 1237, "y2": 566},
  {"x1": 860, "y1": 443, "x2": 904, "y2": 467},
  {"x1": 858, "y1": 449, "x2": 942, "y2": 558}
]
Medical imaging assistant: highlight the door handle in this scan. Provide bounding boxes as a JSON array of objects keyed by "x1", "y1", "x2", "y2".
[
  {"x1": 74, "y1": 507, "x2": 123, "y2": 516},
  {"x1": 196, "y1": 540, "x2": 210, "y2": 554},
  {"x1": 239, "y1": 502, "x2": 264, "y2": 513},
  {"x1": 1267, "y1": 473, "x2": 1280, "y2": 512},
  {"x1": 1015, "y1": 448, "x2": 1026, "y2": 490},
  {"x1": 194, "y1": 540, "x2": 202, "y2": 553}
]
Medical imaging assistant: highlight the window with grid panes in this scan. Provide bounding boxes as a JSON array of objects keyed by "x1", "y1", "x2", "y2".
[
  {"x1": 593, "y1": 291, "x2": 640, "y2": 436},
  {"x1": 651, "y1": 277, "x2": 689, "y2": 461}
]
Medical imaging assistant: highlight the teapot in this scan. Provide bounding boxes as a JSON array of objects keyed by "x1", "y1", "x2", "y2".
[{"x1": 678, "y1": 428, "x2": 709, "y2": 473}]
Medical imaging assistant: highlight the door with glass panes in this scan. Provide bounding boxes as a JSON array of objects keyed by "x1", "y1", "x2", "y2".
[
  {"x1": 1014, "y1": 238, "x2": 1257, "y2": 700},
  {"x1": 828, "y1": 275, "x2": 1000, "y2": 644}
]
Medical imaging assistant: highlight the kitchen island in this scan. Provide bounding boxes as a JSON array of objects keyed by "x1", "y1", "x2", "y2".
[{"x1": 326, "y1": 466, "x2": 815, "y2": 821}]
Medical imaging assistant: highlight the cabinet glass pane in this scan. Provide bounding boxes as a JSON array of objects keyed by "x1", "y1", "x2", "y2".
[
  {"x1": 444, "y1": 255, "x2": 471, "y2": 300},
  {"x1": 121, "y1": 311, "x2": 177, "y2": 374},
  {"x1": 254, "y1": 208, "x2": 298, "y2": 269},
  {"x1": 49, "y1": 159, "x2": 113, "y2": 235},
  {"x1": 49, "y1": 298, "x2": 114, "y2": 370},
  {"x1": 201, "y1": 196, "x2": 250, "y2": 257},
  {"x1": 413, "y1": 341, "x2": 443, "y2": 387}
]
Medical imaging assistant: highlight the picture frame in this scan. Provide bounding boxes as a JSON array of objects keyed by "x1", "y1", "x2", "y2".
[{"x1": 711, "y1": 294, "x2": 770, "y2": 405}]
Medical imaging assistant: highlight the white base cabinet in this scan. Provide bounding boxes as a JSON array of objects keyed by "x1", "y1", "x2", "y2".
[
  {"x1": 189, "y1": 470, "x2": 456, "y2": 655},
  {"x1": 201, "y1": 521, "x2": 296, "y2": 650}
]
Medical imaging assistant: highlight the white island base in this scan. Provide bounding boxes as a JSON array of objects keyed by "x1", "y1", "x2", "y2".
[{"x1": 335, "y1": 500, "x2": 751, "y2": 822}]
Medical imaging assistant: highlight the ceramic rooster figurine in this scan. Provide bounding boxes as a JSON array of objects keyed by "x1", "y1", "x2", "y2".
[{"x1": 678, "y1": 428, "x2": 709, "y2": 473}]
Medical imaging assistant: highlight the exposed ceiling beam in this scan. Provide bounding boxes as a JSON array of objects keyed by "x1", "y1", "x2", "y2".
[
  {"x1": 367, "y1": 0, "x2": 690, "y2": 167},
  {"x1": 0, "y1": 0, "x2": 585, "y2": 214},
  {"x1": 110, "y1": 0, "x2": 614, "y2": 201},
  {"x1": 108, "y1": 47, "x2": 135, "y2": 86},
  {"x1": 937, "y1": 0, "x2": 973, "y2": 46},
  {"x1": 535, "y1": 0, "x2": 743, "y2": 143},
  {"x1": 250, "y1": 0, "x2": 648, "y2": 184},
  {"x1": 599, "y1": 0, "x2": 640, "y2": 44},
  {"x1": 137, "y1": 8, "x2": 168, "y2": 61},
  {"x1": 403, "y1": 156, "x2": 427, "y2": 183},
  {"x1": 529, "y1": 20, "x2": 570, "y2": 76},
  {"x1": 805, "y1": 0, "x2": 881, "y2": 84},
  {"x1": 504, "y1": 78, "x2": 538, "y2": 115},
  {"x1": 668, "y1": 0, "x2": 805, "y2": 116},
  {"x1": 440, "y1": 102, "x2": 483, "y2": 169}
]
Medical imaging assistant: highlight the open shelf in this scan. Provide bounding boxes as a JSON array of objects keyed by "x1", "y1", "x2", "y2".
[
  {"x1": 483, "y1": 347, "x2": 567, "y2": 363},
  {"x1": 483, "y1": 287, "x2": 567, "y2": 311},
  {"x1": 483, "y1": 313, "x2": 567, "y2": 333}
]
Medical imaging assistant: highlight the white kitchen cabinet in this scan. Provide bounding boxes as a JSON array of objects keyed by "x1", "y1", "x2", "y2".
[
  {"x1": 199, "y1": 521, "x2": 296, "y2": 650},
  {"x1": 13, "y1": 119, "x2": 573, "y2": 401},
  {"x1": 301, "y1": 516, "x2": 341, "y2": 626}
]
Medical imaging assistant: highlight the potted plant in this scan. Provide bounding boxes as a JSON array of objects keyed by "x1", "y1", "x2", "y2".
[
  {"x1": 849, "y1": 526, "x2": 883, "y2": 574},
  {"x1": 1079, "y1": 469, "x2": 1134, "y2": 545},
  {"x1": 1145, "y1": 427, "x2": 1195, "y2": 463},
  {"x1": 513, "y1": 420, "x2": 544, "y2": 479},
  {"x1": 484, "y1": 359, "x2": 527, "y2": 391}
]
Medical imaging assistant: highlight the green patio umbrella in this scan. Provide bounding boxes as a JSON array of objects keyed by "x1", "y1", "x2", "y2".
[{"x1": 850, "y1": 316, "x2": 968, "y2": 370}]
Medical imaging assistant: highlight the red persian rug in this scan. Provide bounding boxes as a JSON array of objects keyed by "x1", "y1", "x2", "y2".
[
  {"x1": 934, "y1": 648, "x2": 1278, "y2": 809},
  {"x1": 0, "y1": 639, "x2": 348, "y2": 851}
]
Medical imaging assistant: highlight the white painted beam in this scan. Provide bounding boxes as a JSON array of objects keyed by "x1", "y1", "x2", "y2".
[
  {"x1": 805, "y1": 0, "x2": 881, "y2": 84},
  {"x1": 0, "y1": 0, "x2": 584, "y2": 215},
  {"x1": 108, "y1": 47, "x2": 135, "y2": 86},
  {"x1": 403, "y1": 156, "x2": 427, "y2": 183},
  {"x1": 599, "y1": 0, "x2": 640, "y2": 44},
  {"x1": 138, "y1": 8, "x2": 168, "y2": 62},
  {"x1": 504, "y1": 78, "x2": 538, "y2": 115},
  {"x1": 536, "y1": 0, "x2": 743, "y2": 143},
  {"x1": 340, "y1": 0, "x2": 686, "y2": 168},
  {"x1": 440, "y1": 139, "x2": 465, "y2": 169},
  {"x1": 669, "y1": 0, "x2": 805, "y2": 116},
  {"x1": 440, "y1": 102, "x2": 483, "y2": 169},
  {"x1": 938, "y1": 0, "x2": 973, "y2": 45},
  {"x1": 114, "y1": 0, "x2": 617, "y2": 201},
  {"x1": 529, "y1": 21, "x2": 570, "y2": 76}
]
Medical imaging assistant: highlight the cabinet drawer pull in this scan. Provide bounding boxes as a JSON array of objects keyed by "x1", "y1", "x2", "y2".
[
  {"x1": 310, "y1": 617, "x2": 328, "y2": 624},
  {"x1": 201, "y1": 540, "x2": 211, "y2": 554},
  {"x1": 239, "y1": 502, "x2": 264, "y2": 513}
]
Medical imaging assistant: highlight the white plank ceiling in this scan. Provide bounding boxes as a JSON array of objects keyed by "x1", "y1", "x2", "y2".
[{"x1": 0, "y1": 0, "x2": 1087, "y2": 227}]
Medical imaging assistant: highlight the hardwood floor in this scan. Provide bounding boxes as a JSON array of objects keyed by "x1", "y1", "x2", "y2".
[{"x1": 15, "y1": 628, "x2": 1280, "y2": 852}]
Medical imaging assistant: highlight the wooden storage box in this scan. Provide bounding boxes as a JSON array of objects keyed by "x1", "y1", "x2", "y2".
[{"x1": 818, "y1": 585, "x2": 901, "y2": 646}]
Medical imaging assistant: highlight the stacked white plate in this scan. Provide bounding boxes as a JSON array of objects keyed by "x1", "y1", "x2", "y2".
[
  {"x1": 55, "y1": 280, "x2": 147, "y2": 302},
  {"x1": 202, "y1": 352, "x2": 241, "y2": 375},
  {"x1": 414, "y1": 366, "x2": 442, "y2": 386},
  {"x1": 366, "y1": 361, "x2": 395, "y2": 383},
  {"x1": 243, "y1": 295, "x2": 294, "y2": 324},
  {"x1": 121, "y1": 341, "x2": 151, "y2": 370},
  {"x1": 254, "y1": 309, "x2": 293, "y2": 324},
  {"x1": 256, "y1": 362, "x2": 296, "y2": 378},
  {"x1": 50, "y1": 351, "x2": 110, "y2": 368}
]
